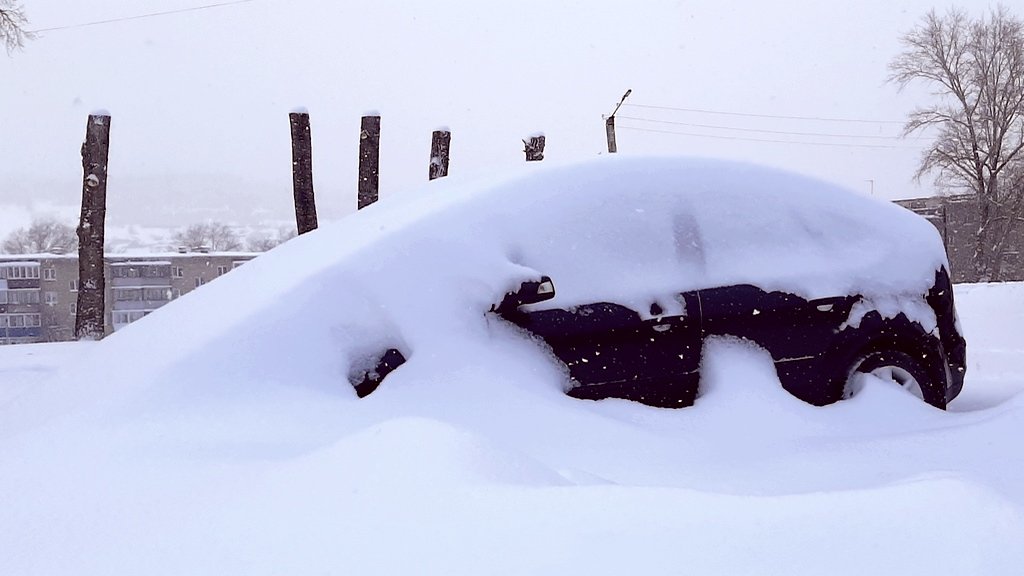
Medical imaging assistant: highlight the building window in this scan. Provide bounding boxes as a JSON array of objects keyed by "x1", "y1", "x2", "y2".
[
  {"x1": 114, "y1": 288, "x2": 141, "y2": 301},
  {"x1": 44, "y1": 292, "x2": 58, "y2": 306},
  {"x1": 217, "y1": 265, "x2": 228, "y2": 276},
  {"x1": 0, "y1": 265, "x2": 41, "y2": 280},
  {"x1": 172, "y1": 266, "x2": 184, "y2": 278},
  {"x1": 69, "y1": 279, "x2": 79, "y2": 292},
  {"x1": 0, "y1": 314, "x2": 37, "y2": 329},
  {"x1": 43, "y1": 268, "x2": 56, "y2": 281},
  {"x1": 127, "y1": 268, "x2": 139, "y2": 278},
  {"x1": 69, "y1": 302, "x2": 77, "y2": 316},
  {"x1": 143, "y1": 288, "x2": 170, "y2": 301},
  {"x1": 2, "y1": 290, "x2": 41, "y2": 305},
  {"x1": 113, "y1": 311, "x2": 151, "y2": 325},
  {"x1": 194, "y1": 277, "x2": 204, "y2": 288}
]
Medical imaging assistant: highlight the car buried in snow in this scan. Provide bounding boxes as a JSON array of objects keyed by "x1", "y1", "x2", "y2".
[{"x1": 349, "y1": 157, "x2": 966, "y2": 410}]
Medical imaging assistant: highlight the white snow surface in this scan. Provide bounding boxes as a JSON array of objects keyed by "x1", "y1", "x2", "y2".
[{"x1": 2, "y1": 158, "x2": 1020, "y2": 575}]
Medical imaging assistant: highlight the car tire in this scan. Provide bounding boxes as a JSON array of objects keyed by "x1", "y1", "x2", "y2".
[{"x1": 844, "y1": 349, "x2": 942, "y2": 406}]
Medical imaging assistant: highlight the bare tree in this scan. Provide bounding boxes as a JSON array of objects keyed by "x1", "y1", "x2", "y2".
[
  {"x1": 173, "y1": 222, "x2": 243, "y2": 252},
  {"x1": 2, "y1": 218, "x2": 78, "y2": 254},
  {"x1": 0, "y1": 0, "x2": 33, "y2": 53},
  {"x1": 246, "y1": 226, "x2": 297, "y2": 252},
  {"x1": 890, "y1": 6, "x2": 1024, "y2": 281}
]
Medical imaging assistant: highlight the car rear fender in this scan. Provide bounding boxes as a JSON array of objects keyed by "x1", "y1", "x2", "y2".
[{"x1": 820, "y1": 310, "x2": 948, "y2": 407}]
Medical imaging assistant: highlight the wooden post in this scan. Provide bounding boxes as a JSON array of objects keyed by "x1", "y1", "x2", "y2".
[
  {"x1": 358, "y1": 115, "x2": 381, "y2": 209},
  {"x1": 289, "y1": 111, "x2": 318, "y2": 235},
  {"x1": 605, "y1": 89, "x2": 630, "y2": 154},
  {"x1": 75, "y1": 113, "x2": 110, "y2": 341},
  {"x1": 605, "y1": 116, "x2": 617, "y2": 154},
  {"x1": 429, "y1": 130, "x2": 451, "y2": 180},
  {"x1": 523, "y1": 134, "x2": 545, "y2": 162}
]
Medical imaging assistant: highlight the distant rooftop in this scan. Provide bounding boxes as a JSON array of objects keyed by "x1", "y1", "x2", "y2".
[{"x1": 0, "y1": 251, "x2": 261, "y2": 261}]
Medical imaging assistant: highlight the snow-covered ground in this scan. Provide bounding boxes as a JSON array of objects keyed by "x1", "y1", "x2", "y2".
[
  {"x1": 1, "y1": 282, "x2": 1021, "y2": 574},
  {"x1": 1, "y1": 160, "x2": 1022, "y2": 575}
]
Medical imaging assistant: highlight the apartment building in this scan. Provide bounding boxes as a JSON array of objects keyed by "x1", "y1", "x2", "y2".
[
  {"x1": 0, "y1": 261, "x2": 43, "y2": 345},
  {"x1": 895, "y1": 194, "x2": 1023, "y2": 283},
  {"x1": 0, "y1": 250, "x2": 257, "y2": 344}
]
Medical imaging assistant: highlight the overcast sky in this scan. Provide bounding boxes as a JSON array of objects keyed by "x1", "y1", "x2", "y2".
[{"x1": 0, "y1": 0, "x2": 997, "y2": 234}]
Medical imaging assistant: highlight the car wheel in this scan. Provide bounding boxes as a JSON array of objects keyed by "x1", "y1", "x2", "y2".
[{"x1": 844, "y1": 350, "x2": 931, "y2": 402}]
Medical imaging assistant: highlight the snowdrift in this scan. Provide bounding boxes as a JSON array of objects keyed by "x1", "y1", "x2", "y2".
[{"x1": 1, "y1": 158, "x2": 1021, "y2": 575}]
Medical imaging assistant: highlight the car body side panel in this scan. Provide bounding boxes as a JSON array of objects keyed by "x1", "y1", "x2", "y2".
[
  {"x1": 500, "y1": 274, "x2": 958, "y2": 409},
  {"x1": 510, "y1": 293, "x2": 703, "y2": 407},
  {"x1": 926, "y1": 268, "x2": 966, "y2": 401},
  {"x1": 697, "y1": 284, "x2": 860, "y2": 405},
  {"x1": 697, "y1": 284, "x2": 858, "y2": 359}
]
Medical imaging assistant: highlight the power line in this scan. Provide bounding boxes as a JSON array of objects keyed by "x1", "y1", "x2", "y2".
[
  {"x1": 617, "y1": 125, "x2": 926, "y2": 150},
  {"x1": 623, "y1": 102, "x2": 907, "y2": 125},
  {"x1": 29, "y1": 0, "x2": 258, "y2": 33},
  {"x1": 617, "y1": 115, "x2": 923, "y2": 141}
]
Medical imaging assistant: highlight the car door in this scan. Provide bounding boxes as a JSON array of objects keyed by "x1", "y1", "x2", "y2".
[
  {"x1": 696, "y1": 284, "x2": 858, "y2": 403},
  {"x1": 505, "y1": 291, "x2": 703, "y2": 407},
  {"x1": 697, "y1": 285, "x2": 855, "y2": 356}
]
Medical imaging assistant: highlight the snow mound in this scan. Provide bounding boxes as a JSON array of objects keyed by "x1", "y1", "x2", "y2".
[
  {"x1": 40, "y1": 156, "x2": 946, "y2": 420},
  {"x1": 272, "y1": 417, "x2": 570, "y2": 489},
  {"x1": 7, "y1": 157, "x2": 1020, "y2": 575}
]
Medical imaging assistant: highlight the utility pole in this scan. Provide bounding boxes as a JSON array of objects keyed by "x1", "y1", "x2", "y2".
[{"x1": 605, "y1": 89, "x2": 631, "y2": 154}]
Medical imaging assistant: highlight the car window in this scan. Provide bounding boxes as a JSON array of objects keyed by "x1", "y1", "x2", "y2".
[{"x1": 673, "y1": 212, "x2": 706, "y2": 277}]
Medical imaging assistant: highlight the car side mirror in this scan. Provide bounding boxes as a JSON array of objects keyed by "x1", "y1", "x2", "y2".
[
  {"x1": 493, "y1": 276, "x2": 555, "y2": 315},
  {"x1": 516, "y1": 276, "x2": 556, "y2": 305}
]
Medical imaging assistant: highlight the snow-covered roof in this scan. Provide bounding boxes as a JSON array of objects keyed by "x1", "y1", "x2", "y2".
[{"x1": 0, "y1": 252, "x2": 260, "y2": 261}]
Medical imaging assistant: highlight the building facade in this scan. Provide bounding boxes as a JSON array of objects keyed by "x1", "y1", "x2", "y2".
[
  {"x1": 0, "y1": 251, "x2": 257, "y2": 344},
  {"x1": 895, "y1": 195, "x2": 1024, "y2": 283},
  {"x1": 0, "y1": 261, "x2": 43, "y2": 345}
]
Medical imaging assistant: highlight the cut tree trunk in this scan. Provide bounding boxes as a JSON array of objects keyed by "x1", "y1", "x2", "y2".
[
  {"x1": 523, "y1": 135, "x2": 545, "y2": 162},
  {"x1": 358, "y1": 115, "x2": 381, "y2": 209},
  {"x1": 289, "y1": 112, "x2": 318, "y2": 235},
  {"x1": 75, "y1": 114, "x2": 111, "y2": 340},
  {"x1": 429, "y1": 130, "x2": 451, "y2": 180}
]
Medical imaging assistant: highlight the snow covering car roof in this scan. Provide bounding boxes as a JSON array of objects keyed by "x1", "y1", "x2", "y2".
[{"x1": 412, "y1": 155, "x2": 946, "y2": 311}]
